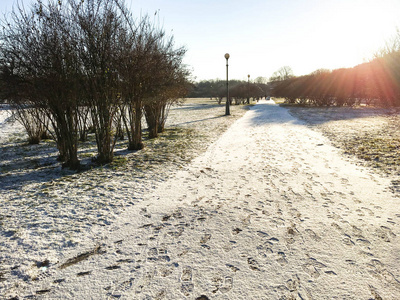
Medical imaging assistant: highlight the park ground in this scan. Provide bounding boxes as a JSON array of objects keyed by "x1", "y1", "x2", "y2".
[{"x1": 1, "y1": 99, "x2": 400, "y2": 299}]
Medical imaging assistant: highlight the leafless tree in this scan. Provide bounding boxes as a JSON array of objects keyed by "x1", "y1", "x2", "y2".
[
  {"x1": 70, "y1": 0, "x2": 125, "y2": 163},
  {"x1": 255, "y1": 76, "x2": 268, "y2": 84},
  {"x1": 269, "y1": 66, "x2": 294, "y2": 82},
  {"x1": 1, "y1": 0, "x2": 191, "y2": 167},
  {"x1": 117, "y1": 13, "x2": 190, "y2": 146},
  {"x1": 0, "y1": 0, "x2": 82, "y2": 169},
  {"x1": 143, "y1": 37, "x2": 190, "y2": 138},
  {"x1": 13, "y1": 103, "x2": 47, "y2": 144}
]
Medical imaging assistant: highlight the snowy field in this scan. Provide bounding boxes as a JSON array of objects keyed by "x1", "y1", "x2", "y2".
[
  {"x1": 1, "y1": 100, "x2": 400, "y2": 299},
  {"x1": 0, "y1": 99, "x2": 248, "y2": 298}
]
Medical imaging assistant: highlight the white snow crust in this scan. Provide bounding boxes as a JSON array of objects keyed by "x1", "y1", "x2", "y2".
[{"x1": 2, "y1": 100, "x2": 400, "y2": 299}]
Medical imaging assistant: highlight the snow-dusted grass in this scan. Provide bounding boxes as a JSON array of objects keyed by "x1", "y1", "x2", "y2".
[{"x1": 287, "y1": 105, "x2": 400, "y2": 193}]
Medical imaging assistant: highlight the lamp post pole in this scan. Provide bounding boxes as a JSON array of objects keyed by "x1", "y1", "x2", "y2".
[
  {"x1": 247, "y1": 74, "x2": 250, "y2": 104},
  {"x1": 225, "y1": 53, "x2": 230, "y2": 116}
]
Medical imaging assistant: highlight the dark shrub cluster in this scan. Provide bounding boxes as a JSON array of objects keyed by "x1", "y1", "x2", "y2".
[
  {"x1": 0, "y1": 0, "x2": 190, "y2": 169},
  {"x1": 189, "y1": 79, "x2": 268, "y2": 104},
  {"x1": 271, "y1": 50, "x2": 400, "y2": 107}
]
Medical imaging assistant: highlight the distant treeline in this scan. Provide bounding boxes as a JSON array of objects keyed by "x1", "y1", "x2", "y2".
[
  {"x1": 271, "y1": 43, "x2": 400, "y2": 107},
  {"x1": 188, "y1": 79, "x2": 271, "y2": 104}
]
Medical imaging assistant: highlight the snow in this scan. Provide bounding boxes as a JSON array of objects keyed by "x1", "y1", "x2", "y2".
[
  {"x1": 0, "y1": 106, "x2": 23, "y2": 144},
  {"x1": 2, "y1": 100, "x2": 400, "y2": 299}
]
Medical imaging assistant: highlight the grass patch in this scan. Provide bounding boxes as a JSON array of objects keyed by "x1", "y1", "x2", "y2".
[{"x1": 109, "y1": 155, "x2": 128, "y2": 170}]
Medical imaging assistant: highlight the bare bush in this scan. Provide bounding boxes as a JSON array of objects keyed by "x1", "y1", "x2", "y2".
[
  {"x1": 13, "y1": 104, "x2": 47, "y2": 144},
  {"x1": 0, "y1": 0, "x2": 191, "y2": 168},
  {"x1": 0, "y1": 0, "x2": 82, "y2": 169}
]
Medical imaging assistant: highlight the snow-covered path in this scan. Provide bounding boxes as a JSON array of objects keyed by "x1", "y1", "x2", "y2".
[{"x1": 8, "y1": 101, "x2": 400, "y2": 299}]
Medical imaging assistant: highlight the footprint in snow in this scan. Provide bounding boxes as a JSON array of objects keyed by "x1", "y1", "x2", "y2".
[
  {"x1": 226, "y1": 264, "x2": 240, "y2": 272},
  {"x1": 356, "y1": 238, "x2": 371, "y2": 247},
  {"x1": 302, "y1": 263, "x2": 320, "y2": 279},
  {"x1": 232, "y1": 228, "x2": 242, "y2": 235},
  {"x1": 305, "y1": 229, "x2": 321, "y2": 241},
  {"x1": 195, "y1": 295, "x2": 210, "y2": 300},
  {"x1": 276, "y1": 252, "x2": 288, "y2": 265},
  {"x1": 342, "y1": 235, "x2": 355, "y2": 246},
  {"x1": 286, "y1": 274, "x2": 300, "y2": 292},
  {"x1": 180, "y1": 266, "x2": 194, "y2": 296},
  {"x1": 376, "y1": 225, "x2": 396, "y2": 242},
  {"x1": 219, "y1": 276, "x2": 233, "y2": 293},
  {"x1": 109, "y1": 277, "x2": 134, "y2": 296},
  {"x1": 181, "y1": 266, "x2": 192, "y2": 282},
  {"x1": 200, "y1": 233, "x2": 211, "y2": 244},
  {"x1": 247, "y1": 257, "x2": 261, "y2": 271},
  {"x1": 368, "y1": 285, "x2": 383, "y2": 300}
]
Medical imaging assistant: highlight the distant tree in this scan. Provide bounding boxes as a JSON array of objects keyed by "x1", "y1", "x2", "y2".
[
  {"x1": 255, "y1": 76, "x2": 268, "y2": 84},
  {"x1": 230, "y1": 84, "x2": 247, "y2": 104},
  {"x1": 187, "y1": 79, "x2": 244, "y2": 100},
  {"x1": 269, "y1": 66, "x2": 294, "y2": 82},
  {"x1": 270, "y1": 31, "x2": 400, "y2": 107},
  {"x1": 229, "y1": 82, "x2": 264, "y2": 104},
  {"x1": 310, "y1": 68, "x2": 331, "y2": 75}
]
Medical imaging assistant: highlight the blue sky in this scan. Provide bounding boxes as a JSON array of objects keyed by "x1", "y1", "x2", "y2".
[{"x1": 1, "y1": 0, "x2": 400, "y2": 81}]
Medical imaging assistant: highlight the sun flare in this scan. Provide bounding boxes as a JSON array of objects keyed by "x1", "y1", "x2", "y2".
[
  {"x1": 268, "y1": 1, "x2": 400, "y2": 78},
  {"x1": 322, "y1": 1, "x2": 398, "y2": 67}
]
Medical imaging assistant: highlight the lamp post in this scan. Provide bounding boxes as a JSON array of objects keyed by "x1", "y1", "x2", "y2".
[
  {"x1": 247, "y1": 74, "x2": 250, "y2": 104},
  {"x1": 224, "y1": 53, "x2": 230, "y2": 115}
]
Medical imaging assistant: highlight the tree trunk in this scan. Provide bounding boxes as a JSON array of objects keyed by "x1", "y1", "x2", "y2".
[
  {"x1": 92, "y1": 106, "x2": 113, "y2": 165},
  {"x1": 157, "y1": 103, "x2": 167, "y2": 133},
  {"x1": 128, "y1": 99, "x2": 144, "y2": 150},
  {"x1": 144, "y1": 103, "x2": 159, "y2": 139},
  {"x1": 59, "y1": 108, "x2": 81, "y2": 170}
]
